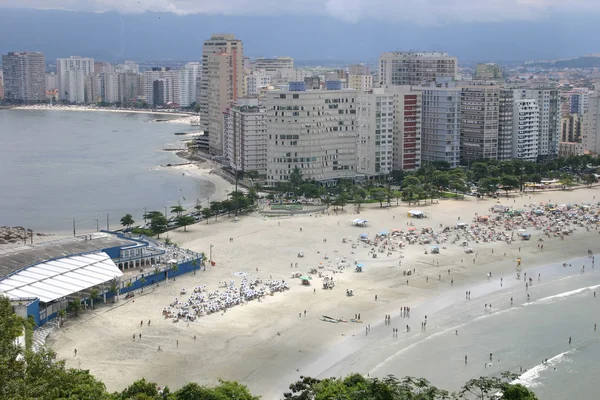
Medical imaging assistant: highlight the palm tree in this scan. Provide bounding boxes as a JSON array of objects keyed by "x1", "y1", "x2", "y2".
[
  {"x1": 170, "y1": 205, "x2": 185, "y2": 217},
  {"x1": 58, "y1": 309, "x2": 66, "y2": 327},
  {"x1": 140, "y1": 277, "x2": 147, "y2": 293},
  {"x1": 191, "y1": 258, "x2": 199, "y2": 274},
  {"x1": 89, "y1": 289, "x2": 99, "y2": 309},
  {"x1": 126, "y1": 281, "x2": 133, "y2": 293},
  {"x1": 109, "y1": 280, "x2": 119, "y2": 303}
]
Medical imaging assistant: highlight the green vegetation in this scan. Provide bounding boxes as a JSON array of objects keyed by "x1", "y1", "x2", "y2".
[
  {"x1": 148, "y1": 212, "x2": 169, "y2": 238},
  {"x1": 0, "y1": 296, "x2": 539, "y2": 399},
  {"x1": 120, "y1": 214, "x2": 135, "y2": 229},
  {"x1": 175, "y1": 215, "x2": 196, "y2": 232}
]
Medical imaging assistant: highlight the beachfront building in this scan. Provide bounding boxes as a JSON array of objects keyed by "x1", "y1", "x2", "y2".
[
  {"x1": 459, "y1": 80, "x2": 500, "y2": 163},
  {"x1": 356, "y1": 88, "x2": 396, "y2": 177},
  {"x1": 223, "y1": 101, "x2": 268, "y2": 179},
  {"x1": 265, "y1": 82, "x2": 358, "y2": 185},
  {"x1": 498, "y1": 88, "x2": 515, "y2": 161},
  {"x1": 253, "y1": 57, "x2": 294, "y2": 79},
  {"x1": 379, "y1": 52, "x2": 457, "y2": 86},
  {"x1": 1, "y1": 52, "x2": 46, "y2": 103},
  {"x1": 386, "y1": 86, "x2": 422, "y2": 171},
  {"x1": 118, "y1": 72, "x2": 144, "y2": 104},
  {"x1": 513, "y1": 86, "x2": 561, "y2": 160},
  {"x1": 582, "y1": 88, "x2": 600, "y2": 154},
  {"x1": 200, "y1": 34, "x2": 244, "y2": 155},
  {"x1": 0, "y1": 232, "x2": 202, "y2": 327},
  {"x1": 57, "y1": 56, "x2": 94, "y2": 104},
  {"x1": 561, "y1": 114, "x2": 582, "y2": 143},
  {"x1": 558, "y1": 141, "x2": 584, "y2": 157},
  {"x1": 99, "y1": 72, "x2": 120, "y2": 103},
  {"x1": 246, "y1": 73, "x2": 272, "y2": 97},
  {"x1": 512, "y1": 98, "x2": 540, "y2": 162},
  {"x1": 417, "y1": 79, "x2": 461, "y2": 168},
  {"x1": 179, "y1": 62, "x2": 200, "y2": 108},
  {"x1": 348, "y1": 74, "x2": 373, "y2": 93},
  {"x1": 143, "y1": 68, "x2": 179, "y2": 106}
]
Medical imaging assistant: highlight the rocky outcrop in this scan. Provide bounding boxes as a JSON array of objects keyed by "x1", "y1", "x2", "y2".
[{"x1": 0, "y1": 226, "x2": 48, "y2": 245}]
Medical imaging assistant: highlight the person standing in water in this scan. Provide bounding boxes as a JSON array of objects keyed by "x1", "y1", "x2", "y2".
[{"x1": 569, "y1": 336, "x2": 572, "y2": 344}]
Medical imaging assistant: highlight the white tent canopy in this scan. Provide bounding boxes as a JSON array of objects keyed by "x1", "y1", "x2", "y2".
[{"x1": 0, "y1": 252, "x2": 123, "y2": 303}]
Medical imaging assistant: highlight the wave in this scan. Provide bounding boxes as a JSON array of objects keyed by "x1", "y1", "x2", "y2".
[
  {"x1": 512, "y1": 349, "x2": 574, "y2": 388},
  {"x1": 525, "y1": 284, "x2": 600, "y2": 306}
]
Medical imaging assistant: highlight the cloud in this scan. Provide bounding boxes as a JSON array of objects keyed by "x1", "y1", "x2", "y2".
[{"x1": 0, "y1": 0, "x2": 598, "y2": 24}]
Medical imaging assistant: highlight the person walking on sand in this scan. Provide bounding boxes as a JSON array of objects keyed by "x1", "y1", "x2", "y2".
[
  {"x1": 176, "y1": 340, "x2": 179, "y2": 347},
  {"x1": 139, "y1": 333, "x2": 142, "y2": 339},
  {"x1": 465, "y1": 355, "x2": 468, "y2": 364},
  {"x1": 74, "y1": 348, "x2": 77, "y2": 356}
]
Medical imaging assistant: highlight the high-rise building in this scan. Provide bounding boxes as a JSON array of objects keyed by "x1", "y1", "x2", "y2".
[
  {"x1": 99, "y1": 72, "x2": 119, "y2": 103},
  {"x1": 84, "y1": 74, "x2": 98, "y2": 103},
  {"x1": 348, "y1": 74, "x2": 373, "y2": 93},
  {"x1": 223, "y1": 102, "x2": 268, "y2": 178},
  {"x1": 304, "y1": 76, "x2": 321, "y2": 90},
  {"x1": 568, "y1": 88, "x2": 591, "y2": 116},
  {"x1": 45, "y1": 72, "x2": 58, "y2": 91},
  {"x1": 0, "y1": 71, "x2": 4, "y2": 100},
  {"x1": 94, "y1": 61, "x2": 114, "y2": 74},
  {"x1": 200, "y1": 34, "x2": 244, "y2": 153},
  {"x1": 116, "y1": 60, "x2": 140, "y2": 74},
  {"x1": 356, "y1": 88, "x2": 396, "y2": 177},
  {"x1": 385, "y1": 86, "x2": 422, "y2": 171},
  {"x1": 2, "y1": 52, "x2": 46, "y2": 103},
  {"x1": 57, "y1": 56, "x2": 94, "y2": 103},
  {"x1": 513, "y1": 87, "x2": 560, "y2": 160},
  {"x1": 474, "y1": 63, "x2": 503, "y2": 80},
  {"x1": 246, "y1": 73, "x2": 272, "y2": 97},
  {"x1": 349, "y1": 64, "x2": 371, "y2": 75},
  {"x1": 379, "y1": 52, "x2": 457, "y2": 86},
  {"x1": 418, "y1": 80, "x2": 461, "y2": 168},
  {"x1": 512, "y1": 99, "x2": 540, "y2": 162},
  {"x1": 582, "y1": 89, "x2": 600, "y2": 154},
  {"x1": 143, "y1": 68, "x2": 179, "y2": 106},
  {"x1": 179, "y1": 62, "x2": 200, "y2": 107},
  {"x1": 153, "y1": 80, "x2": 166, "y2": 107},
  {"x1": 265, "y1": 83, "x2": 358, "y2": 184},
  {"x1": 561, "y1": 114, "x2": 581, "y2": 143},
  {"x1": 498, "y1": 89, "x2": 514, "y2": 161},
  {"x1": 118, "y1": 72, "x2": 143, "y2": 103},
  {"x1": 253, "y1": 57, "x2": 293, "y2": 78},
  {"x1": 459, "y1": 81, "x2": 500, "y2": 163}
]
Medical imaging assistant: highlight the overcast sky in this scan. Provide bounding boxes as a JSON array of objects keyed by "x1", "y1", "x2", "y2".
[{"x1": 1, "y1": 0, "x2": 598, "y2": 24}]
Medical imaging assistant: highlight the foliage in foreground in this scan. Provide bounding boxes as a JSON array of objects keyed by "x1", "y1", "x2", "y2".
[{"x1": 0, "y1": 297, "x2": 537, "y2": 400}]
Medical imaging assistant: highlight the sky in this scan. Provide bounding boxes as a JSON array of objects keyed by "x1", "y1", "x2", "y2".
[{"x1": 1, "y1": 1, "x2": 600, "y2": 63}]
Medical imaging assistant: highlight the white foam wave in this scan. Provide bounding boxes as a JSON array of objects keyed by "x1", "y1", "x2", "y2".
[
  {"x1": 512, "y1": 349, "x2": 574, "y2": 388},
  {"x1": 525, "y1": 284, "x2": 600, "y2": 306}
]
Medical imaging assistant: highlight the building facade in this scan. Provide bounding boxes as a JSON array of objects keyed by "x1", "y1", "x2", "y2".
[
  {"x1": 57, "y1": 56, "x2": 94, "y2": 103},
  {"x1": 246, "y1": 73, "x2": 272, "y2": 97},
  {"x1": 348, "y1": 74, "x2": 373, "y2": 93},
  {"x1": 356, "y1": 88, "x2": 395, "y2": 177},
  {"x1": 379, "y1": 52, "x2": 457, "y2": 86},
  {"x1": 200, "y1": 34, "x2": 244, "y2": 154},
  {"x1": 583, "y1": 89, "x2": 600, "y2": 154},
  {"x1": 265, "y1": 84, "x2": 358, "y2": 184},
  {"x1": 498, "y1": 89, "x2": 515, "y2": 161},
  {"x1": 253, "y1": 57, "x2": 294, "y2": 78},
  {"x1": 474, "y1": 63, "x2": 503, "y2": 80},
  {"x1": 179, "y1": 62, "x2": 200, "y2": 107},
  {"x1": 2, "y1": 52, "x2": 46, "y2": 103},
  {"x1": 143, "y1": 68, "x2": 179, "y2": 106},
  {"x1": 223, "y1": 104, "x2": 268, "y2": 178},
  {"x1": 418, "y1": 80, "x2": 461, "y2": 168},
  {"x1": 512, "y1": 99, "x2": 540, "y2": 162},
  {"x1": 459, "y1": 81, "x2": 500, "y2": 163},
  {"x1": 386, "y1": 86, "x2": 422, "y2": 171},
  {"x1": 561, "y1": 114, "x2": 581, "y2": 143}
]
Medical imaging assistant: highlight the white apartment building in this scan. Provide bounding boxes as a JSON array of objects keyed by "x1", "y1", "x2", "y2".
[
  {"x1": 348, "y1": 74, "x2": 373, "y2": 93},
  {"x1": 498, "y1": 89, "x2": 515, "y2": 161},
  {"x1": 143, "y1": 68, "x2": 179, "y2": 106},
  {"x1": 57, "y1": 56, "x2": 94, "y2": 103},
  {"x1": 379, "y1": 52, "x2": 457, "y2": 86},
  {"x1": 385, "y1": 86, "x2": 422, "y2": 171},
  {"x1": 84, "y1": 74, "x2": 98, "y2": 103},
  {"x1": 179, "y1": 62, "x2": 200, "y2": 107},
  {"x1": 356, "y1": 88, "x2": 395, "y2": 177},
  {"x1": 1, "y1": 52, "x2": 46, "y2": 102},
  {"x1": 513, "y1": 87, "x2": 560, "y2": 160},
  {"x1": 119, "y1": 72, "x2": 144, "y2": 103},
  {"x1": 512, "y1": 99, "x2": 540, "y2": 162},
  {"x1": 223, "y1": 103, "x2": 268, "y2": 178},
  {"x1": 583, "y1": 89, "x2": 600, "y2": 154},
  {"x1": 418, "y1": 80, "x2": 461, "y2": 168},
  {"x1": 253, "y1": 57, "x2": 294, "y2": 78},
  {"x1": 200, "y1": 34, "x2": 244, "y2": 154},
  {"x1": 349, "y1": 64, "x2": 371, "y2": 75},
  {"x1": 116, "y1": 60, "x2": 140, "y2": 74},
  {"x1": 265, "y1": 84, "x2": 358, "y2": 184},
  {"x1": 99, "y1": 72, "x2": 119, "y2": 103},
  {"x1": 459, "y1": 81, "x2": 500, "y2": 163},
  {"x1": 246, "y1": 73, "x2": 272, "y2": 97}
]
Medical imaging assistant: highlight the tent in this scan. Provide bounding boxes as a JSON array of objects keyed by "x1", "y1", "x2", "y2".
[
  {"x1": 408, "y1": 210, "x2": 424, "y2": 218},
  {"x1": 378, "y1": 231, "x2": 389, "y2": 236}
]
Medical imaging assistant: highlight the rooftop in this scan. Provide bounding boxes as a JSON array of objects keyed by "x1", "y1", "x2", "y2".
[{"x1": 0, "y1": 233, "x2": 133, "y2": 278}]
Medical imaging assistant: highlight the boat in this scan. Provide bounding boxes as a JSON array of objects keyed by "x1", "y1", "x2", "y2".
[
  {"x1": 174, "y1": 132, "x2": 187, "y2": 136},
  {"x1": 320, "y1": 316, "x2": 340, "y2": 323}
]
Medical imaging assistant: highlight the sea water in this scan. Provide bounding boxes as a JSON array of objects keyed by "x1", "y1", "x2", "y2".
[
  {"x1": 304, "y1": 257, "x2": 600, "y2": 399},
  {"x1": 0, "y1": 109, "x2": 211, "y2": 233}
]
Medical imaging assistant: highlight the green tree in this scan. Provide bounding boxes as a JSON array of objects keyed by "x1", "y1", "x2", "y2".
[
  {"x1": 392, "y1": 190, "x2": 403, "y2": 206},
  {"x1": 57, "y1": 309, "x2": 66, "y2": 327},
  {"x1": 370, "y1": 187, "x2": 388, "y2": 208},
  {"x1": 170, "y1": 205, "x2": 185, "y2": 217},
  {"x1": 201, "y1": 207, "x2": 214, "y2": 223},
  {"x1": 149, "y1": 213, "x2": 169, "y2": 238},
  {"x1": 67, "y1": 299, "x2": 82, "y2": 317},
  {"x1": 140, "y1": 278, "x2": 147, "y2": 293},
  {"x1": 118, "y1": 378, "x2": 158, "y2": 399},
  {"x1": 353, "y1": 190, "x2": 366, "y2": 213},
  {"x1": 89, "y1": 289, "x2": 100, "y2": 309},
  {"x1": 247, "y1": 187, "x2": 259, "y2": 205},
  {"x1": 289, "y1": 166, "x2": 304, "y2": 188},
  {"x1": 500, "y1": 175, "x2": 520, "y2": 198},
  {"x1": 109, "y1": 279, "x2": 119, "y2": 303},
  {"x1": 333, "y1": 193, "x2": 349, "y2": 211},
  {"x1": 120, "y1": 214, "x2": 135, "y2": 229},
  {"x1": 478, "y1": 177, "x2": 499, "y2": 199},
  {"x1": 471, "y1": 162, "x2": 490, "y2": 182},
  {"x1": 176, "y1": 215, "x2": 196, "y2": 232},
  {"x1": 559, "y1": 176, "x2": 575, "y2": 190},
  {"x1": 143, "y1": 210, "x2": 162, "y2": 221},
  {"x1": 583, "y1": 174, "x2": 598, "y2": 187}
]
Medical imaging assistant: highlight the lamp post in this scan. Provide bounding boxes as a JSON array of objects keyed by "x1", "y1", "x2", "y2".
[{"x1": 95, "y1": 219, "x2": 99, "y2": 232}]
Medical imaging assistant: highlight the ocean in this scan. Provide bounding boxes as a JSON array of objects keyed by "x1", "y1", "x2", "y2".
[
  {"x1": 0, "y1": 109, "x2": 212, "y2": 233},
  {"x1": 305, "y1": 256, "x2": 600, "y2": 399}
]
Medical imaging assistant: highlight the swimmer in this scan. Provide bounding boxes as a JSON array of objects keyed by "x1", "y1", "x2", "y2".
[{"x1": 569, "y1": 336, "x2": 572, "y2": 344}]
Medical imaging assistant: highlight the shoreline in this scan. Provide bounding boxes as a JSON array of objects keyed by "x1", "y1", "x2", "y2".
[
  {"x1": 8, "y1": 104, "x2": 193, "y2": 117},
  {"x1": 45, "y1": 186, "x2": 600, "y2": 397}
]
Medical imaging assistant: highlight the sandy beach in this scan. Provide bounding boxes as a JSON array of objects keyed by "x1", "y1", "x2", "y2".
[
  {"x1": 11, "y1": 104, "x2": 192, "y2": 117},
  {"x1": 46, "y1": 186, "x2": 600, "y2": 398}
]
